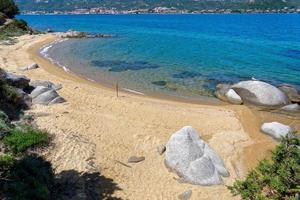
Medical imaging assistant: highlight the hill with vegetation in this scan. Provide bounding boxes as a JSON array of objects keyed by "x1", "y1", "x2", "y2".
[{"x1": 16, "y1": 0, "x2": 300, "y2": 12}]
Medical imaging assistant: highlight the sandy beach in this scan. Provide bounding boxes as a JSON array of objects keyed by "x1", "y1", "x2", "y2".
[{"x1": 1, "y1": 34, "x2": 299, "y2": 199}]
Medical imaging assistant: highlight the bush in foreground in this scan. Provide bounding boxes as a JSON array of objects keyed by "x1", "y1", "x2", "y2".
[
  {"x1": 2, "y1": 155, "x2": 54, "y2": 200},
  {"x1": 228, "y1": 135, "x2": 300, "y2": 200}
]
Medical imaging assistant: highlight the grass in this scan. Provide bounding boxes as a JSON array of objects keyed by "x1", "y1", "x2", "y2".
[
  {"x1": 0, "y1": 19, "x2": 28, "y2": 41},
  {"x1": 2, "y1": 126, "x2": 49, "y2": 154},
  {"x1": 0, "y1": 154, "x2": 15, "y2": 170}
]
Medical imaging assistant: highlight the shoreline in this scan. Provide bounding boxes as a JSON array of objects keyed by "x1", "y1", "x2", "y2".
[
  {"x1": 2, "y1": 33, "x2": 299, "y2": 199},
  {"x1": 35, "y1": 36, "x2": 225, "y2": 106}
]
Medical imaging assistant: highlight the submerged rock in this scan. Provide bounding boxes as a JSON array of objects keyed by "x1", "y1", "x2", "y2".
[
  {"x1": 152, "y1": 81, "x2": 167, "y2": 86},
  {"x1": 165, "y1": 126, "x2": 229, "y2": 186},
  {"x1": 278, "y1": 84, "x2": 300, "y2": 103},
  {"x1": 225, "y1": 89, "x2": 243, "y2": 104},
  {"x1": 232, "y1": 80, "x2": 290, "y2": 107},
  {"x1": 261, "y1": 122, "x2": 292, "y2": 140}
]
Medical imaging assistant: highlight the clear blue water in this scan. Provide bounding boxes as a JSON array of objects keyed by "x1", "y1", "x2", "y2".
[{"x1": 19, "y1": 14, "x2": 300, "y2": 100}]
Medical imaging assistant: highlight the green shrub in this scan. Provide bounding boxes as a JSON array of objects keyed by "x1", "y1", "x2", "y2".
[
  {"x1": 3, "y1": 155, "x2": 54, "y2": 200},
  {"x1": 3, "y1": 125, "x2": 49, "y2": 154},
  {"x1": 0, "y1": 154, "x2": 15, "y2": 170},
  {"x1": 228, "y1": 135, "x2": 300, "y2": 200}
]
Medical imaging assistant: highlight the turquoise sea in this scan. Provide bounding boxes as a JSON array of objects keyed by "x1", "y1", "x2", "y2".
[{"x1": 19, "y1": 14, "x2": 300, "y2": 100}]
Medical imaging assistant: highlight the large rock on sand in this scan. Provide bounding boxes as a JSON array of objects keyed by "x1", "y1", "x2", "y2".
[
  {"x1": 32, "y1": 89, "x2": 65, "y2": 105},
  {"x1": 232, "y1": 80, "x2": 290, "y2": 107},
  {"x1": 29, "y1": 80, "x2": 62, "y2": 91},
  {"x1": 280, "y1": 104, "x2": 300, "y2": 113},
  {"x1": 278, "y1": 84, "x2": 300, "y2": 103},
  {"x1": 261, "y1": 122, "x2": 292, "y2": 140},
  {"x1": 5, "y1": 73, "x2": 30, "y2": 89},
  {"x1": 165, "y1": 126, "x2": 229, "y2": 186}
]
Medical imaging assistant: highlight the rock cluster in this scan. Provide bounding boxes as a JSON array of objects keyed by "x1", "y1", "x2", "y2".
[
  {"x1": 1, "y1": 68, "x2": 65, "y2": 107},
  {"x1": 57, "y1": 30, "x2": 113, "y2": 39},
  {"x1": 165, "y1": 126, "x2": 229, "y2": 186},
  {"x1": 215, "y1": 80, "x2": 300, "y2": 113}
]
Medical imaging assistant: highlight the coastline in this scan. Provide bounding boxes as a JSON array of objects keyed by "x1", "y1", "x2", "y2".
[{"x1": 1, "y1": 33, "x2": 299, "y2": 199}]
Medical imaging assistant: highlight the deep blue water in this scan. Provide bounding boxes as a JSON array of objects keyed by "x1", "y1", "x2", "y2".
[{"x1": 19, "y1": 14, "x2": 300, "y2": 99}]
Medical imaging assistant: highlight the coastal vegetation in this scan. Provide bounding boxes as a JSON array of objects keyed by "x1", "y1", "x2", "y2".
[
  {"x1": 228, "y1": 135, "x2": 300, "y2": 200},
  {"x1": 15, "y1": 0, "x2": 300, "y2": 13},
  {"x1": 0, "y1": 0, "x2": 31, "y2": 41}
]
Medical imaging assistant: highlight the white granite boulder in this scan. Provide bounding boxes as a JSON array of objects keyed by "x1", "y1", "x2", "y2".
[
  {"x1": 29, "y1": 80, "x2": 62, "y2": 91},
  {"x1": 225, "y1": 89, "x2": 243, "y2": 104},
  {"x1": 215, "y1": 84, "x2": 231, "y2": 102},
  {"x1": 31, "y1": 89, "x2": 65, "y2": 105},
  {"x1": 165, "y1": 126, "x2": 229, "y2": 186},
  {"x1": 261, "y1": 122, "x2": 292, "y2": 140},
  {"x1": 232, "y1": 80, "x2": 290, "y2": 107}
]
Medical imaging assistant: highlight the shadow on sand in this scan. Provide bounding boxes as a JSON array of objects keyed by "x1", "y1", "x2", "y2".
[{"x1": 53, "y1": 170, "x2": 122, "y2": 200}]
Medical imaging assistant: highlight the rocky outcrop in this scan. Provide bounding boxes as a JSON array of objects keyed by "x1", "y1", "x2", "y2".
[
  {"x1": 225, "y1": 89, "x2": 243, "y2": 104},
  {"x1": 232, "y1": 80, "x2": 290, "y2": 107},
  {"x1": 261, "y1": 122, "x2": 292, "y2": 140},
  {"x1": 278, "y1": 84, "x2": 300, "y2": 103},
  {"x1": 165, "y1": 126, "x2": 229, "y2": 186},
  {"x1": 31, "y1": 88, "x2": 65, "y2": 105},
  {"x1": 58, "y1": 30, "x2": 113, "y2": 39},
  {"x1": 29, "y1": 80, "x2": 62, "y2": 91},
  {"x1": 5, "y1": 72, "x2": 30, "y2": 89}
]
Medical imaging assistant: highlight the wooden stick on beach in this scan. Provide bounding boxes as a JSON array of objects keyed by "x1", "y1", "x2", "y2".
[{"x1": 116, "y1": 81, "x2": 119, "y2": 97}]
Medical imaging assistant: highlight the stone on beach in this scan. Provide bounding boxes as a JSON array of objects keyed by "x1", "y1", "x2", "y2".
[
  {"x1": 279, "y1": 104, "x2": 300, "y2": 113},
  {"x1": 5, "y1": 72, "x2": 30, "y2": 89},
  {"x1": 20, "y1": 63, "x2": 39, "y2": 71},
  {"x1": 278, "y1": 84, "x2": 300, "y2": 103},
  {"x1": 165, "y1": 126, "x2": 229, "y2": 186},
  {"x1": 30, "y1": 86, "x2": 50, "y2": 99},
  {"x1": 225, "y1": 89, "x2": 243, "y2": 104},
  {"x1": 232, "y1": 80, "x2": 290, "y2": 107},
  {"x1": 261, "y1": 122, "x2": 292, "y2": 140},
  {"x1": 128, "y1": 156, "x2": 145, "y2": 163},
  {"x1": 157, "y1": 144, "x2": 166, "y2": 155}
]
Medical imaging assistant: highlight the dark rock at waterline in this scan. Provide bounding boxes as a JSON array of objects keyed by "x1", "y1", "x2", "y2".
[
  {"x1": 172, "y1": 71, "x2": 202, "y2": 79},
  {"x1": 278, "y1": 84, "x2": 300, "y2": 103},
  {"x1": 152, "y1": 81, "x2": 167, "y2": 86},
  {"x1": 91, "y1": 60, "x2": 160, "y2": 72}
]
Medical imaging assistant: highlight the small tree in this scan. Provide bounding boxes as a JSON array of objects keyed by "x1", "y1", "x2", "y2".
[
  {"x1": 0, "y1": 0, "x2": 19, "y2": 19},
  {"x1": 228, "y1": 135, "x2": 300, "y2": 200}
]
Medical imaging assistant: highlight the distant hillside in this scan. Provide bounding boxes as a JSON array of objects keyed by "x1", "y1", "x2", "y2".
[{"x1": 16, "y1": 0, "x2": 300, "y2": 12}]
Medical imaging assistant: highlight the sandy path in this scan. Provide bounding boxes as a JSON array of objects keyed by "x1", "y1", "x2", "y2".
[{"x1": 1, "y1": 34, "x2": 299, "y2": 200}]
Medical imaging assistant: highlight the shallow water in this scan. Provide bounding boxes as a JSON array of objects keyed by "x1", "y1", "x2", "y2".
[{"x1": 19, "y1": 14, "x2": 300, "y2": 100}]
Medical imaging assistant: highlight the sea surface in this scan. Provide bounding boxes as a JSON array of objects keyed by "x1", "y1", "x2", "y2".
[{"x1": 19, "y1": 14, "x2": 300, "y2": 100}]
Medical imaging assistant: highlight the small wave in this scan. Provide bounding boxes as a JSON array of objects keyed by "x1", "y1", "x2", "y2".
[{"x1": 123, "y1": 88, "x2": 145, "y2": 95}]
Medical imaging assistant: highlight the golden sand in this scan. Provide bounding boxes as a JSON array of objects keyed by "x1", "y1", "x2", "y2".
[{"x1": 1, "y1": 34, "x2": 299, "y2": 199}]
